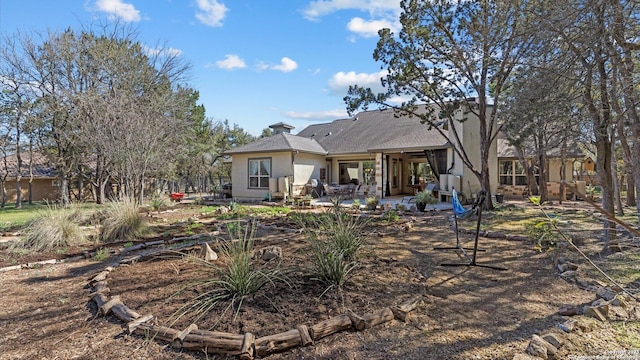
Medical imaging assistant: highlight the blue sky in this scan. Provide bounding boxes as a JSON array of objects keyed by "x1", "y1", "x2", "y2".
[{"x1": 0, "y1": 0, "x2": 401, "y2": 136}]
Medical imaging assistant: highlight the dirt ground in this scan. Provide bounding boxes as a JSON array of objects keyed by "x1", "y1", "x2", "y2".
[{"x1": 1, "y1": 201, "x2": 639, "y2": 360}]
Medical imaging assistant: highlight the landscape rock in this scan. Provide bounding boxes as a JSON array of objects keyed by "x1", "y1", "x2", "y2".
[
  {"x1": 596, "y1": 287, "x2": 617, "y2": 301},
  {"x1": 584, "y1": 306, "x2": 608, "y2": 321},
  {"x1": 259, "y1": 246, "x2": 282, "y2": 261},
  {"x1": 558, "y1": 318, "x2": 577, "y2": 333},
  {"x1": 525, "y1": 334, "x2": 558, "y2": 359},
  {"x1": 541, "y1": 333, "x2": 564, "y2": 349},
  {"x1": 559, "y1": 270, "x2": 578, "y2": 281},
  {"x1": 558, "y1": 305, "x2": 579, "y2": 316},
  {"x1": 202, "y1": 243, "x2": 218, "y2": 262}
]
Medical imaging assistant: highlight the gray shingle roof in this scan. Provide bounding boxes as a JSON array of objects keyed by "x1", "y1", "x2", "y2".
[
  {"x1": 297, "y1": 107, "x2": 448, "y2": 154},
  {"x1": 225, "y1": 132, "x2": 327, "y2": 155},
  {"x1": 497, "y1": 138, "x2": 585, "y2": 158}
]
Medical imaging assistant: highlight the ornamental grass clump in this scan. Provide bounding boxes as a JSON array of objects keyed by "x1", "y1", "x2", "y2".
[
  {"x1": 99, "y1": 197, "x2": 148, "y2": 243},
  {"x1": 172, "y1": 219, "x2": 289, "y2": 325},
  {"x1": 15, "y1": 204, "x2": 88, "y2": 252},
  {"x1": 302, "y1": 206, "x2": 370, "y2": 293}
]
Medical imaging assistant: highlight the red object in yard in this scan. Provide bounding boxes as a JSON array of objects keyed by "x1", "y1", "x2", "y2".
[{"x1": 170, "y1": 192, "x2": 185, "y2": 202}]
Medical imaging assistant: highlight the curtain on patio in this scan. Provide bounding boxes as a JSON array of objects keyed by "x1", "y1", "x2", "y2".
[{"x1": 424, "y1": 149, "x2": 447, "y2": 182}]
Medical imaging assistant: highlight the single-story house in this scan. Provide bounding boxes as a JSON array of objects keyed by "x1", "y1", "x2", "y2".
[
  {"x1": 1, "y1": 151, "x2": 58, "y2": 202},
  {"x1": 226, "y1": 103, "x2": 498, "y2": 202}
]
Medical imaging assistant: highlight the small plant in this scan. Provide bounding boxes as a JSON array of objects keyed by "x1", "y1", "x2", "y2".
[
  {"x1": 526, "y1": 217, "x2": 560, "y2": 251},
  {"x1": 100, "y1": 197, "x2": 149, "y2": 243},
  {"x1": 227, "y1": 200, "x2": 239, "y2": 213},
  {"x1": 123, "y1": 241, "x2": 134, "y2": 248},
  {"x1": 308, "y1": 238, "x2": 357, "y2": 295},
  {"x1": 351, "y1": 198, "x2": 361, "y2": 210},
  {"x1": 415, "y1": 190, "x2": 437, "y2": 212},
  {"x1": 94, "y1": 247, "x2": 109, "y2": 261},
  {"x1": 301, "y1": 206, "x2": 369, "y2": 295},
  {"x1": 382, "y1": 209, "x2": 400, "y2": 222},
  {"x1": 171, "y1": 219, "x2": 289, "y2": 324},
  {"x1": 365, "y1": 196, "x2": 379, "y2": 211},
  {"x1": 395, "y1": 203, "x2": 407, "y2": 212},
  {"x1": 150, "y1": 193, "x2": 165, "y2": 212},
  {"x1": 14, "y1": 204, "x2": 88, "y2": 252}
]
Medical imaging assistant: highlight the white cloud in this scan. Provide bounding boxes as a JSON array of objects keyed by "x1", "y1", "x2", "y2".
[
  {"x1": 328, "y1": 70, "x2": 387, "y2": 95},
  {"x1": 214, "y1": 54, "x2": 246, "y2": 70},
  {"x1": 94, "y1": 0, "x2": 140, "y2": 22},
  {"x1": 143, "y1": 46, "x2": 182, "y2": 57},
  {"x1": 195, "y1": 0, "x2": 229, "y2": 27},
  {"x1": 347, "y1": 17, "x2": 394, "y2": 38},
  {"x1": 302, "y1": 1, "x2": 400, "y2": 39},
  {"x1": 303, "y1": 0, "x2": 399, "y2": 20},
  {"x1": 284, "y1": 109, "x2": 348, "y2": 121},
  {"x1": 257, "y1": 57, "x2": 298, "y2": 73},
  {"x1": 272, "y1": 57, "x2": 298, "y2": 73}
]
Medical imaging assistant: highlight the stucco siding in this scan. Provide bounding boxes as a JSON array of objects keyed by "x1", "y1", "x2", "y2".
[{"x1": 230, "y1": 152, "x2": 293, "y2": 200}]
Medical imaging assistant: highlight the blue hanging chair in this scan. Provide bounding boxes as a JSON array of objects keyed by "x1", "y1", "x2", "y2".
[{"x1": 452, "y1": 189, "x2": 475, "y2": 219}]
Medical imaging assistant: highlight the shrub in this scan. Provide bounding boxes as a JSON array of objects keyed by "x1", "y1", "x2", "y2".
[
  {"x1": 172, "y1": 220, "x2": 288, "y2": 324},
  {"x1": 365, "y1": 196, "x2": 379, "y2": 210},
  {"x1": 526, "y1": 218, "x2": 560, "y2": 251},
  {"x1": 396, "y1": 203, "x2": 407, "y2": 212},
  {"x1": 150, "y1": 193, "x2": 166, "y2": 212},
  {"x1": 100, "y1": 198, "x2": 148, "y2": 243},
  {"x1": 415, "y1": 190, "x2": 437, "y2": 205},
  {"x1": 382, "y1": 209, "x2": 400, "y2": 222},
  {"x1": 15, "y1": 205, "x2": 88, "y2": 252}
]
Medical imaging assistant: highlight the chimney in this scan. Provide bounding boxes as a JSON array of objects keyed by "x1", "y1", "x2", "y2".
[{"x1": 269, "y1": 122, "x2": 295, "y2": 134}]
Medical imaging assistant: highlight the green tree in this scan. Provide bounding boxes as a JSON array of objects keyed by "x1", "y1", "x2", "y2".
[{"x1": 345, "y1": 0, "x2": 538, "y2": 208}]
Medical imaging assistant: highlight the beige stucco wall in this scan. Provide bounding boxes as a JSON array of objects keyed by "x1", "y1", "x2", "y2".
[
  {"x1": 447, "y1": 106, "x2": 498, "y2": 200},
  {"x1": 230, "y1": 152, "x2": 292, "y2": 200},
  {"x1": 230, "y1": 151, "x2": 326, "y2": 200}
]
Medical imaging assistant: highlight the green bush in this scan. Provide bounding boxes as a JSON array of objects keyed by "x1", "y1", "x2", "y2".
[
  {"x1": 382, "y1": 209, "x2": 400, "y2": 222},
  {"x1": 365, "y1": 196, "x2": 379, "y2": 210},
  {"x1": 100, "y1": 198, "x2": 148, "y2": 243},
  {"x1": 416, "y1": 190, "x2": 437, "y2": 205},
  {"x1": 526, "y1": 218, "x2": 560, "y2": 251},
  {"x1": 15, "y1": 205, "x2": 88, "y2": 252}
]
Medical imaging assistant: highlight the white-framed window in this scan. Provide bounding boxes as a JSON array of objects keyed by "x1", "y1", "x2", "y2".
[
  {"x1": 248, "y1": 158, "x2": 271, "y2": 189},
  {"x1": 499, "y1": 160, "x2": 527, "y2": 186}
]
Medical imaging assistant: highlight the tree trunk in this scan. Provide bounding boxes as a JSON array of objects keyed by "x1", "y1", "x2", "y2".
[{"x1": 559, "y1": 133, "x2": 567, "y2": 203}]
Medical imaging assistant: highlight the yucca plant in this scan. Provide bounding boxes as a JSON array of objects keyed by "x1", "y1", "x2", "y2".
[
  {"x1": 15, "y1": 204, "x2": 87, "y2": 252},
  {"x1": 99, "y1": 197, "x2": 148, "y2": 243},
  {"x1": 171, "y1": 219, "x2": 289, "y2": 326},
  {"x1": 308, "y1": 237, "x2": 357, "y2": 296}
]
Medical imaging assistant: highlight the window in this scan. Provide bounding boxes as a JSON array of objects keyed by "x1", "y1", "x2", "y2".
[
  {"x1": 499, "y1": 160, "x2": 528, "y2": 186},
  {"x1": 499, "y1": 160, "x2": 513, "y2": 185},
  {"x1": 248, "y1": 158, "x2": 271, "y2": 189}
]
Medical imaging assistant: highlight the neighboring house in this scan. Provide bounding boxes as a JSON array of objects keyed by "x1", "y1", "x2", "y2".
[
  {"x1": 226, "y1": 104, "x2": 499, "y2": 202},
  {"x1": 1, "y1": 152, "x2": 58, "y2": 202},
  {"x1": 496, "y1": 138, "x2": 587, "y2": 200}
]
